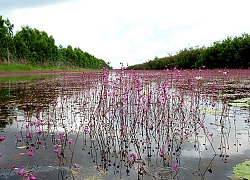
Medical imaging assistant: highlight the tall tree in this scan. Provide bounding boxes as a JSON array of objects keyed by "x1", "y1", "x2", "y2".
[{"x1": 0, "y1": 15, "x2": 14, "y2": 63}]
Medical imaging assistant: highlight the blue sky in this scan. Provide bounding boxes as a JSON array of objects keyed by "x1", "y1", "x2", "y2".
[{"x1": 1, "y1": 0, "x2": 250, "y2": 69}]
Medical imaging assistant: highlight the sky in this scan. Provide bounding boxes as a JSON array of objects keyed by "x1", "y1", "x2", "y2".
[{"x1": 1, "y1": 0, "x2": 250, "y2": 69}]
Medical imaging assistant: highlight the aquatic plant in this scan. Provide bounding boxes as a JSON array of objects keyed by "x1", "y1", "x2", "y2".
[
  {"x1": 228, "y1": 160, "x2": 250, "y2": 179},
  {"x1": 0, "y1": 68, "x2": 249, "y2": 179}
]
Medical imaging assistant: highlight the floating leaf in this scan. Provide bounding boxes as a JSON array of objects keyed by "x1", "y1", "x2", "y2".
[
  {"x1": 17, "y1": 146, "x2": 26, "y2": 149},
  {"x1": 187, "y1": 139, "x2": 195, "y2": 143},
  {"x1": 228, "y1": 103, "x2": 249, "y2": 107},
  {"x1": 228, "y1": 160, "x2": 250, "y2": 179},
  {"x1": 199, "y1": 109, "x2": 222, "y2": 114},
  {"x1": 232, "y1": 98, "x2": 250, "y2": 103},
  {"x1": 25, "y1": 168, "x2": 34, "y2": 173}
]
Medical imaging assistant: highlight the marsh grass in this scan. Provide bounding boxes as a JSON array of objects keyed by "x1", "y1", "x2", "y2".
[
  {"x1": 0, "y1": 62, "x2": 94, "y2": 72},
  {"x1": 0, "y1": 63, "x2": 39, "y2": 72}
]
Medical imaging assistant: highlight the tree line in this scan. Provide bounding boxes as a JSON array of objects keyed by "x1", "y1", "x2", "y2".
[
  {"x1": 0, "y1": 15, "x2": 112, "y2": 69},
  {"x1": 128, "y1": 33, "x2": 250, "y2": 70}
]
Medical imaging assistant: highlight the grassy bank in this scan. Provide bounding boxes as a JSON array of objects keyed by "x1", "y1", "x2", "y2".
[
  {"x1": 0, "y1": 63, "x2": 92, "y2": 72},
  {"x1": 0, "y1": 74, "x2": 60, "y2": 83}
]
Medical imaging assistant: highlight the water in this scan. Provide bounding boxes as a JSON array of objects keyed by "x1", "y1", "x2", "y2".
[{"x1": 0, "y1": 69, "x2": 250, "y2": 180}]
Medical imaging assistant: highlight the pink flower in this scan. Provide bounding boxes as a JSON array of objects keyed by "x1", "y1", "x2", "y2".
[
  {"x1": 68, "y1": 139, "x2": 73, "y2": 144},
  {"x1": 26, "y1": 132, "x2": 31, "y2": 138},
  {"x1": 12, "y1": 164, "x2": 16, "y2": 169},
  {"x1": 36, "y1": 129, "x2": 41, "y2": 134},
  {"x1": 30, "y1": 173, "x2": 37, "y2": 180},
  {"x1": 0, "y1": 136, "x2": 5, "y2": 141},
  {"x1": 17, "y1": 168, "x2": 25, "y2": 175},
  {"x1": 201, "y1": 124, "x2": 204, "y2": 128},
  {"x1": 162, "y1": 120, "x2": 167, "y2": 126},
  {"x1": 36, "y1": 120, "x2": 41, "y2": 125},
  {"x1": 28, "y1": 151, "x2": 34, "y2": 156},
  {"x1": 209, "y1": 132, "x2": 213, "y2": 137},
  {"x1": 73, "y1": 163, "x2": 78, "y2": 168},
  {"x1": 84, "y1": 128, "x2": 88, "y2": 133},
  {"x1": 160, "y1": 149, "x2": 166, "y2": 155},
  {"x1": 54, "y1": 149, "x2": 59, "y2": 153},
  {"x1": 132, "y1": 155, "x2": 137, "y2": 160},
  {"x1": 172, "y1": 163, "x2": 178, "y2": 170}
]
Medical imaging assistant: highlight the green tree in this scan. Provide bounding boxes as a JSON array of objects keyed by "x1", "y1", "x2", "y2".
[{"x1": 0, "y1": 15, "x2": 14, "y2": 63}]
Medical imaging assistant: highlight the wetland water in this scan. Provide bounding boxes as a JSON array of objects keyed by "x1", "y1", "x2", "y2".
[{"x1": 0, "y1": 69, "x2": 250, "y2": 180}]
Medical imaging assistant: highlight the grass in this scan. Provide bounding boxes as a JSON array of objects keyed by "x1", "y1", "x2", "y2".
[
  {"x1": 0, "y1": 74, "x2": 58, "y2": 83},
  {"x1": 0, "y1": 63, "x2": 95, "y2": 72},
  {"x1": 0, "y1": 63, "x2": 39, "y2": 72}
]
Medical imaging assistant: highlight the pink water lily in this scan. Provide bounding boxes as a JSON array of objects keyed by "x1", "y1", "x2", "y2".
[
  {"x1": 160, "y1": 149, "x2": 166, "y2": 155},
  {"x1": 26, "y1": 132, "x2": 31, "y2": 138},
  {"x1": 68, "y1": 139, "x2": 73, "y2": 144},
  {"x1": 28, "y1": 151, "x2": 34, "y2": 156},
  {"x1": 36, "y1": 119, "x2": 41, "y2": 125},
  {"x1": 36, "y1": 129, "x2": 41, "y2": 134},
  {"x1": 209, "y1": 132, "x2": 213, "y2": 137},
  {"x1": 172, "y1": 163, "x2": 178, "y2": 170},
  {"x1": 29, "y1": 173, "x2": 37, "y2": 180},
  {"x1": 17, "y1": 168, "x2": 25, "y2": 175},
  {"x1": 0, "y1": 136, "x2": 5, "y2": 141},
  {"x1": 73, "y1": 163, "x2": 78, "y2": 168}
]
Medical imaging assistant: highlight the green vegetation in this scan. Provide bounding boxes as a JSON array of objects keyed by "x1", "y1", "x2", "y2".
[
  {"x1": 0, "y1": 74, "x2": 58, "y2": 83},
  {"x1": 0, "y1": 63, "x2": 41, "y2": 71},
  {"x1": 128, "y1": 33, "x2": 250, "y2": 70},
  {"x1": 228, "y1": 161, "x2": 250, "y2": 179},
  {"x1": 0, "y1": 15, "x2": 112, "y2": 70},
  {"x1": 0, "y1": 62, "x2": 89, "y2": 72}
]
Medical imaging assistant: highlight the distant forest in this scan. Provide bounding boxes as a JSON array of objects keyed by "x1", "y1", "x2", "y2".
[
  {"x1": 0, "y1": 15, "x2": 112, "y2": 69},
  {"x1": 128, "y1": 33, "x2": 250, "y2": 70}
]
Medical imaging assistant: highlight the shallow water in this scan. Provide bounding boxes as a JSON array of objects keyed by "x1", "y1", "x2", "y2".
[{"x1": 0, "y1": 70, "x2": 250, "y2": 180}]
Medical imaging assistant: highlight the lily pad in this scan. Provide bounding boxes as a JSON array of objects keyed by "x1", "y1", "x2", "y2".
[
  {"x1": 187, "y1": 139, "x2": 195, "y2": 143},
  {"x1": 228, "y1": 103, "x2": 249, "y2": 107},
  {"x1": 26, "y1": 168, "x2": 35, "y2": 173},
  {"x1": 199, "y1": 109, "x2": 222, "y2": 114},
  {"x1": 232, "y1": 98, "x2": 250, "y2": 103},
  {"x1": 222, "y1": 94, "x2": 237, "y2": 98},
  {"x1": 228, "y1": 160, "x2": 250, "y2": 179},
  {"x1": 16, "y1": 146, "x2": 27, "y2": 149}
]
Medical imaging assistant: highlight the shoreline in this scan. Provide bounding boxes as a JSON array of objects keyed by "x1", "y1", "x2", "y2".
[{"x1": 0, "y1": 70, "x2": 84, "y2": 77}]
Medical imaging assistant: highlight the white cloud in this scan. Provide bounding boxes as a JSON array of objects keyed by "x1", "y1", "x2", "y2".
[{"x1": 1, "y1": 0, "x2": 250, "y2": 69}]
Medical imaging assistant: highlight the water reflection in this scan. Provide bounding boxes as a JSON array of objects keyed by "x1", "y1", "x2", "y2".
[{"x1": 0, "y1": 69, "x2": 250, "y2": 180}]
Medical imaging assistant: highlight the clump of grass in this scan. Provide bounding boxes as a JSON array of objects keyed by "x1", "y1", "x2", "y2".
[
  {"x1": 0, "y1": 63, "x2": 39, "y2": 72},
  {"x1": 0, "y1": 62, "x2": 98, "y2": 72}
]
